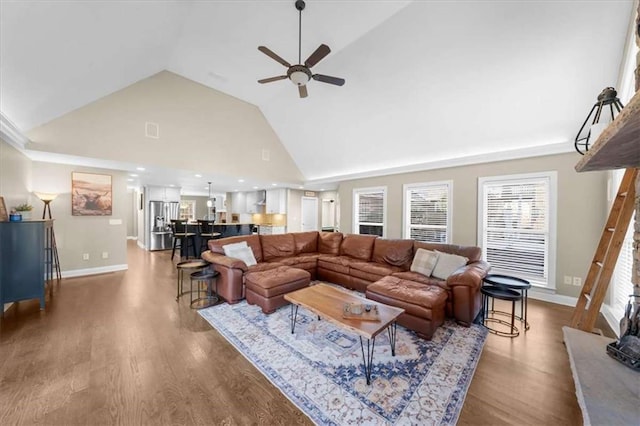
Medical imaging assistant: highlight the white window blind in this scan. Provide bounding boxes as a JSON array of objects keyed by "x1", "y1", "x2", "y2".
[
  {"x1": 479, "y1": 173, "x2": 556, "y2": 288},
  {"x1": 613, "y1": 221, "x2": 634, "y2": 314},
  {"x1": 404, "y1": 181, "x2": 451, "y2": 243},
  {"x1": 354, "y1": 188, "x2": 386, "y2": 237}
]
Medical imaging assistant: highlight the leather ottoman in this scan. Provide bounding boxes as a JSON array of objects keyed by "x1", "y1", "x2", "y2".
[
  {"x1": 366, "y1": 276, "x2": 447, "y2": 340},
  {"x1": 245, "y1": 266, "x2": 311, "y2": 314}
]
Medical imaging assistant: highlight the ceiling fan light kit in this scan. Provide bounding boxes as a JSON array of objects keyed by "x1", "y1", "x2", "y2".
[{"x1": 258, "y1": 0, "x2": 345, "y2": 98}]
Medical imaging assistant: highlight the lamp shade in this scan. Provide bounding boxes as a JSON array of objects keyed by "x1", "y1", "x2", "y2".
[{"x1": 34, "y1": 192, "x2": 58, "y2": 202}]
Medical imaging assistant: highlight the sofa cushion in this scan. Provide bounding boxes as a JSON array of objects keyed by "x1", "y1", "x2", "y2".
[
  {"x1": 209, "y1": 234, "x2": 263, "y2": 263},
  {"x1": 247, "y1": 262, "x2": 282, "y2": 273},
  {"x1": 222, "y1": 241, "x2": 257, "y2": 267},
  {"x1": 260, "y1": 234, "x2": 295, "y2": 261},
  {"x1": 317, "y1": 255, "x2": 352, "y2": 274},
  {"x1": 392, "y1": 271, "x2": 449, "y2": 290},
  {"x1": 372, "y1": 238, "x2": 414, "y2": 269},
  {"x1": 366, "y1": 276, "x2": 448, "y2": 319},
  {"x1": 293, "y1": 231, "x2": 318, "y2": 254},
  {"x1": 410, "y1": 248, "x2": 439, "y2": 277},
  {"x1": 349, "y1": 261, "x2": 403, "y2": 283},
  {"x1": 318, "y1": 232, "x2": 343, "y2": 255},
  {"x1": 414, "y1": 241, "x2": 481, "y2": 262},
  {"x1": 340, "y1": 234, "x2": 377, "y2": 261},
  {"x1": 432, "y1": 250, "x2": 468, "y2": 280}
]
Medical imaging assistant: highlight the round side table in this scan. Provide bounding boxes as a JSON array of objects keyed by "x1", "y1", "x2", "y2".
[
  {"x1": 176, "y1": 259, "x2": 208, "y2": 301},
  {"x1": 190, "y1": 269, "x2": 220, "y2": 309},
  {"x1": 481, "y1": 285, "x2": 522, "y2": 337},
  {"x1": 483, "y1": 274, "x2": 532, "y2": 331}
]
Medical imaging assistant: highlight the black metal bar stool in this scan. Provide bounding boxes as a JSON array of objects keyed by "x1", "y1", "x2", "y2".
[
  {"x1": 481, "y1": 285, "x2": 522, "y2": 338},
  {"x1": 176, "y1": 259, "x2": 208, "y2": 301},
  {"x1": 171, "y1": 219, "x2": 197, "y2": 260},
  {"x1": 190, "y1": 268, "x2": 220, "y2": 309},
  {"x1": 197, "y1": 220, "x2": 222, "y2": 254}
]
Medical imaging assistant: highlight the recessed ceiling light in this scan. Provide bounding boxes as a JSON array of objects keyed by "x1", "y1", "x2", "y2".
[
  {"x1": 253, "y1": 186, "x2": 259, "y2": 190},
  {"x1": 238, "y1": 179, "x2": 245, "y2": 183},
  {"x1": 234, "y1": 189, "x2": 239, "y2": 192},
  {"x1": 299, "y1": 186, "x2": 304, "y2": 189},
  {"x1": 272, "y1": 183, "x2": 277, "y2": 186},
  {"x1": 130, "y1": 174, "x2": 138, "y2": 177},
  {"x1": 204, "y1": 186, "x2": 209, "y2": 190},
  {"x1": 195, "y1": 174, "x2": 202, "y2": 178},
  {"x1": 320, "y1": 188, "x2": 325, "y2": 191},
  {"x1": 169, "y1": 184, "x2": 175, "y2": 187},
  {"x1": 136, "y1": 167, "x2": 145, "y2": 171},
  {"x1": 127, "y1": 178, "x2": 133, "y2": 182}
]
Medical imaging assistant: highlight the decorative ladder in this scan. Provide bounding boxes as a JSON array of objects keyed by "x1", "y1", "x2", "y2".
[{"x1": 570, "y1": 167, "x2": 638, "y2": 332}]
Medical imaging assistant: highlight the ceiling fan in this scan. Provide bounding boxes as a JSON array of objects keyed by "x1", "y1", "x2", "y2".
[{"x1": 258, "y1": 0, "x2": 345, "y2": 98}]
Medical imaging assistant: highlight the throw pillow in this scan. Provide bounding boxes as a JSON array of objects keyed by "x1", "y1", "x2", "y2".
[
  {"x1": 222, "y1": 241, "x2": 257, "y2": 267},
  {"x1": 431, "y1": 250, "x2": 468, "y2": 280},
  {"x1": 410, "y1": 248, "x2": 439, "y2": 276}
]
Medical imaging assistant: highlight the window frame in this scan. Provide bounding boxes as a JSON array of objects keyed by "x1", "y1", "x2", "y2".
[
  {"x1": 402, "y1": 180, "x2": 453, "y2": 243},
  {"x1": 353, "y1": 186, "x2": 387, "y2": 238},
  {"x1": 477, "y1": 171, "x2": 557, "y2": 289}
]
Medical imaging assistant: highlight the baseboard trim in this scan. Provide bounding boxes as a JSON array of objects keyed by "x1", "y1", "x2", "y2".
[
  {"x1": 528, "y1": 289, "x2": 578, "y2": 307},
  {"x1": 600, "y1": 304, "x2": 620, "y2": 338},
  {"x1": 137, "y1": 240, "x2": 146, "y2": 250},
  {"x1": 126, "y1": 236, "x2": 138, "y2": 240},
  {"x1": 62, "y1": 264, "x2": 128, "y2": 278}
]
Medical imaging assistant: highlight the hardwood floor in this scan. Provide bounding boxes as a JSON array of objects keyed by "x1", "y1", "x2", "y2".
[{"x1": 0, "y1": 241, "x2": 611, "y2": 425}]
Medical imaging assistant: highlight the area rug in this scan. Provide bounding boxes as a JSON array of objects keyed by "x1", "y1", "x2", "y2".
[{"x1": 198, "y1": 297, "x2": 487, "y2": 425}]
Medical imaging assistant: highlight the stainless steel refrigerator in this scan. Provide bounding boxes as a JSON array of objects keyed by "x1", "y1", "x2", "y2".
[{"x1": 148, "y1": 201, "x2": 179, "y2": 251}]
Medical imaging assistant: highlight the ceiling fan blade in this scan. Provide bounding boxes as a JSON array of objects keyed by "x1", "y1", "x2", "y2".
[
  {"x1": 304, "y1": 44, "x2": 331, "y2": 68},
  {"x1": 258, "y1": 75, "x2": 288, "y2": 84},
  {"x1": 312, "y1": 74, "x2": 345, "y2": 86},
  {"x1": 258, "y1": 46, "x2": 291, "y2": 67},
  {"x1": 298, "y1": 85, "x2": 308, "y2": 98}
]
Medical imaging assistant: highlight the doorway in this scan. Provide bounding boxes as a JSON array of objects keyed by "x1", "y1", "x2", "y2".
[
  {"x1": 301, "y1": 197, "x2": 318, "y2": 232},
  {"x1": 321, "y1": 199, "x2": 337, "y2": 231}
]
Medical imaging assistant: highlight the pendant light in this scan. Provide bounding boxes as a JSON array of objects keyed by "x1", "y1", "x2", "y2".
[
  {"x1": 206, "y1": 182, "x2": 213, "y2": 207},
  {"x1": 574, "y1": 87, "x2": 624, "y2": 155}
]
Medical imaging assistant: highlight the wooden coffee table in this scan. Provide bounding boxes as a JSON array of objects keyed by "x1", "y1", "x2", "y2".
[{"x1": 284, "y1": 283, "x2": 404, "y2": 385}]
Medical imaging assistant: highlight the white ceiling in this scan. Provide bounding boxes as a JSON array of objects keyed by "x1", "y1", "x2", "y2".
[{"x1": 0, "y1": 0, "x2": 635, "y2": 194}]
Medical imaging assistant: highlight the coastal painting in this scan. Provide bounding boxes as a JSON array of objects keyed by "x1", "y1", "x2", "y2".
[{"x1": 72, "y1": 172, "x2": 112, "y2": 216}]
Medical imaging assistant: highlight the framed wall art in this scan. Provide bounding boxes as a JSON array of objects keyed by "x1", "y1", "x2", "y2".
[
  {"x1": 72, "y1": 172, "x2": 112, "y2": 216},
  {"x1": 0, "y1": 196, "x2": 8, "y2": 221}
]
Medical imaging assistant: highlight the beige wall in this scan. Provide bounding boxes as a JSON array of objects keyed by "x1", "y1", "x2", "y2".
[
  {"x1": 0, "y1": 139, "x2": 32, "y2": 212},
  {"x1": 31, "y1": 162, "x2": 128, "y2": 272},
  {"x1": 26, "y1": 71, "x2": 305, "y2": 184},
  {"x1": 338, "y1": 152, "x2": 607, "y2": 297}
]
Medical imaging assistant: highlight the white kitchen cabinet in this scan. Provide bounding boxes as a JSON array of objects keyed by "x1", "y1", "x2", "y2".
[
  {"x1": 231, "y1": 192, "x2": 246, "y2": 214},
  {"x1": 266, "y1": 189, "x2": 287, "y2": 214},
  {"x1": 146, "y1": 185, "x2": 181, "y2": 202},
  {"x1": 214, "y1": 194, "x2": 226, "y2": 212},
  {"x1": 245, "y1": 191, "x2": 258, "y2": 213}
]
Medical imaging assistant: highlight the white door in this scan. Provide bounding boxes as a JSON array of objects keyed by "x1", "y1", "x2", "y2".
[{"x1": 301, "y1": 197, "x2": 318, "y2": 232}]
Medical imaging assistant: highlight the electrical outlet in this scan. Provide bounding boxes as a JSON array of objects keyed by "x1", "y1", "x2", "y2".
[
  {"x1": 102, "y1": 252, "x2": 109, "y2": 259},
  {"x1": 573, "y1": 277, "x2": 582, "y2": 286},
  {"x1": 82, "y1": 253, "x2": 89, "y2": 260},
  {"x1": 564, "y1": 276, "x2": 572, "y2": 285}
]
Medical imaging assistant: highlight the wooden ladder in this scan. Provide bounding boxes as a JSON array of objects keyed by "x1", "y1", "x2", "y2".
[{"x1": 570, "y1": 167, "x2": 637, "y2": 332}]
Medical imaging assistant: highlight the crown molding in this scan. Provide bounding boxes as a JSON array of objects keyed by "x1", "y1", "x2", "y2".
[
  {"x1": 0, "y1": 112, "x2": 29, "y2": 150},
  {"x1": 305, "y1": 141, "x2": 575, "y2": 186}
]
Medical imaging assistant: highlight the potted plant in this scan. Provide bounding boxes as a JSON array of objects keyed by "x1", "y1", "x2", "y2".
[{"x1": 14, "y1": 203, "x2": 33, "y2": 220}]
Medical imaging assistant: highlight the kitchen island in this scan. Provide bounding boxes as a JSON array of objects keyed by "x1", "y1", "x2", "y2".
[{"x1": 212, "y1": 223, "x2": 255, "y2": 238}]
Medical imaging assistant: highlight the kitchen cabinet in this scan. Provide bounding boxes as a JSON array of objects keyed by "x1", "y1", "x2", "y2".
[
  {"x1": 146, "y1": 185, "x2": 181, "y2": 202},
  {"x1": 0, "y1": 220, "x2": 53, "y2": 313},
  {"x1": 246, "y1": 191, "x2": 258, "y2": 213},
  {"x1": 231, "y1": 192, "x2": 245, "y2": 214},
  {"x1": 214, "y1": 194, "x2": 226, "y2": 212},
  {"x1": 266, "y1": 189, "x2": 287, "y2": 214}
]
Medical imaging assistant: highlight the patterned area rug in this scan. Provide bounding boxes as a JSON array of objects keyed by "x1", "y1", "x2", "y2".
[{"x1": 198, "y1": 296, "x2": 487, "y2": 425}]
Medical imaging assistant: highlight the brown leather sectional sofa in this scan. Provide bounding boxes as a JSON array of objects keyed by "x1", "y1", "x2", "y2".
[{"x1": 201, "y1": 231, "x2": 490, "y2": 334}]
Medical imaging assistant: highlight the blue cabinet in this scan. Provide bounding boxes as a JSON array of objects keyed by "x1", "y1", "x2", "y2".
[{"x1": 0, "y1": 220, "x2": 53, "y2": 313}]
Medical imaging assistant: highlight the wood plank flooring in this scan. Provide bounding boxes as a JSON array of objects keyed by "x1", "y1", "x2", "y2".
[{"x1": 0, "y1": 241, "x2": 611, "y2": 425}]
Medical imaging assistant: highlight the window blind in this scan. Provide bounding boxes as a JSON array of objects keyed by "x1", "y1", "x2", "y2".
[
  {"x1": 613, "y1": 221, "x2": 634, "y2": 314},
  {"x1": 355, "y1": 189, "x2": 385, "y2": 237},
  {"x1": 481, "y1": 177, "x2": 550, "y2": 285},
  {"x1": 405, "y1": 183, "x2": 450, "y2": 243}
]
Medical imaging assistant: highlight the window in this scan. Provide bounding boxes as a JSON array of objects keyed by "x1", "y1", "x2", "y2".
[
  {"x1": 403, "y1": 181, "x2": 452, "y2": 243},
  {"x1": 478, "y1": 172, "x2": 557, "y2": 288},
  {"x1": 353, "y1": 187, "x2": 386, "y2": 237},
  {"x1": 179, "y1": 200, "x2": 196, "y2": 221}
]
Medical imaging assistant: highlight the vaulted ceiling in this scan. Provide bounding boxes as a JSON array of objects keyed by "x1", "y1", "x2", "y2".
[{"x1": 0, "y1": 0, "x2": 634, "y2": 194}]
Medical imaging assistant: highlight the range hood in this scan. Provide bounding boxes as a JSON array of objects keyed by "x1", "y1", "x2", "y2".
[{"x1": 256, "y1": 190, "x2": 266, "y2": 205}]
